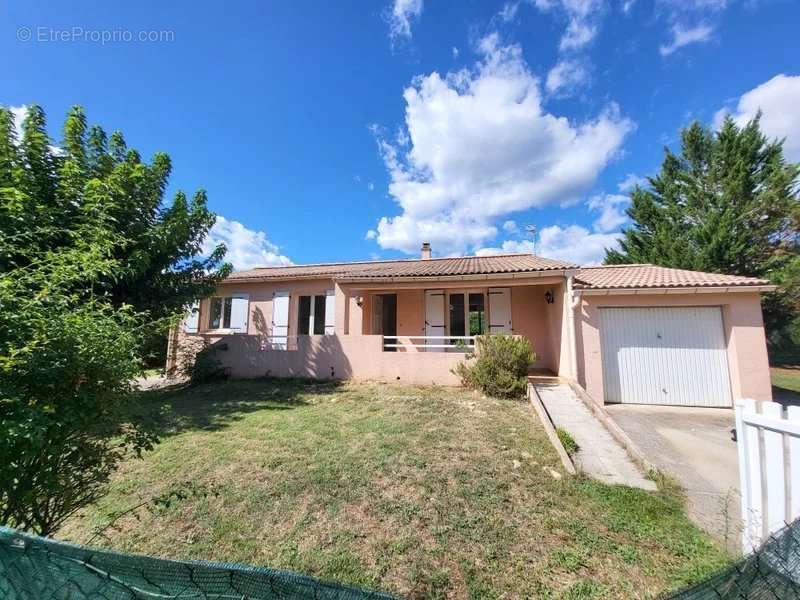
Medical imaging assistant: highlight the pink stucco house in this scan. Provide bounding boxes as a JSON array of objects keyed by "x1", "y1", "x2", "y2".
[{"x1": 167, "y1": 243, "x2": 776, "y2": 407}]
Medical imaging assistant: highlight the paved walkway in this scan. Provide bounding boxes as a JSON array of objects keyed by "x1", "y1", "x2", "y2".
[{"x1": 532, "y1": 382, "x2": 657, "y2": 490}]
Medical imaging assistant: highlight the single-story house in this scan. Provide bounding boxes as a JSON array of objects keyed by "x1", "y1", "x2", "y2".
[{"x1": 167, "y1": 243, "x2": 776, "y2": 407}]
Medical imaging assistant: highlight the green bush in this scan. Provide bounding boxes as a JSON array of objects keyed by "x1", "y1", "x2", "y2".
[
  {"x1": 454, "y1": 334, "x2": 535, "y2": 398},
  {"x1": 185, "y1": 345, "x2": 229, "y2": 384}
]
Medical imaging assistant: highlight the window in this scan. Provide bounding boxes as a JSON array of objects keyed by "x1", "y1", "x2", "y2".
[
  {"x1": 468, "y1": 293, "x2": 486, "y2": 335},
  {"x1": 448, "y1": 291, "x2": 486, "y2": 338},
  {"x1": 298, "y1": 296, "x2": 311, "y2": 335},
  {"x1": 209, "y1": 297, "x2": 233, "y2": 329},
  {"x1": 313, "y1": 295, "x2": 326, "y2": 335},
  {"x1": 449, "y1": 293, "x2": 465, "y2": 337},
  {"x1": 297, "y1": 292, "x2": 334, "y2": 335}
]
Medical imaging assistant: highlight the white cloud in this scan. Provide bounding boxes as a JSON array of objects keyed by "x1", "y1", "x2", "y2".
[
  {"x1": 622, "y1": 0, "x2": 636, "y2": 14},
  {"x1": 387, "y1": 0, "x2": 423, "y2": 44},
  {"x1": 617, "y1": 172, "x2": 646, "y2": 192},
  {"x1": 715, "y1": 74, "x2": 800, "y2": 162},
  {"x1": 560, "y1": 19, "x2": 597, "y2": 50},
  {"x1": 203, "y1": 216, "x2": 292, "y2": 271},
  {"x1": 533, "y1": 0, "x2": 603, "y2": 51},
  {"x1": 537, "y1": 224, "x2": 621, "y2": 264},
  {"x1": 499, "y1": 1, "x2": 520, "y2": 21},
  {"x1": 452, "y1": 46, "x2": 459, "y2": 59},
  {"x1": 659, "y1": 23, "x2": 714, "y2": 56},
  {"x1": 502, "y1": 219, "x2": 519, "y2": 233},
  {"x1": 546, "y1": 58, "x2": 590, "y2": 95},
  {"x1": 369, "y1": 33, "x2": 633, "y2": 255},
  {"x1": 587, "y1": 192, "x2": 629, "y2": 232},
  {"x1": 475, "y1": 225, "x2": 621, "y2": 265},
  {"x1": 657, "y1": 0, "x2": 727, "y2": 10},
  {"x1": 9, "y1": 105, "x2": 26, "y2": 135}
]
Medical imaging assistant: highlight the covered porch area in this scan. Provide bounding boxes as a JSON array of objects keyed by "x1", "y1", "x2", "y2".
[{"x1": 334, "y1": 275, "x2": 569, "y2": 374}]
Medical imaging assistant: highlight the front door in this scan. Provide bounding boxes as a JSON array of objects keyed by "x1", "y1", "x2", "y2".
[
  {"x1": 373, "y1": 294, "x2": 397, "y2": 350},
  {"x1": 425, "y1": 290, "x2": 446, "y2": 351}
]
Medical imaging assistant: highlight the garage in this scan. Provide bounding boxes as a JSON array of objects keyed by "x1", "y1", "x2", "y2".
[{"x1": 599, "y1": 306, "x2": 732, "y2": 407}]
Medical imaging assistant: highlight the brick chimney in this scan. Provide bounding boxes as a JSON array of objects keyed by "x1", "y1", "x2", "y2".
[{"x1": 420, "y1": 242, "x2": 432, "y2": 260}]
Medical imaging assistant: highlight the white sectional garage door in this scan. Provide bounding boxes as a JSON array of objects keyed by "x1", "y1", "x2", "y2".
[{"x1": 599, "y1": 307, "x2": 732, "y2": 407}]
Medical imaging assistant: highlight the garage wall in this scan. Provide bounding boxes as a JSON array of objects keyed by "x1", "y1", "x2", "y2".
[{"x1": 576, "y1": 291, "x2": 772, "y2": 405}]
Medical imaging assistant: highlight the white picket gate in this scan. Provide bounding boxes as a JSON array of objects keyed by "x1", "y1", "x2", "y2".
[{"x1": 735, "y1": 398, "x2": 800, "y2": 553}]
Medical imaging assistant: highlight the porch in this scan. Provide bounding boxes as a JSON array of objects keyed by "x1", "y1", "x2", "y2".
[{"x1": 335, "y1": 278, "x2": 567, "y2": 372}]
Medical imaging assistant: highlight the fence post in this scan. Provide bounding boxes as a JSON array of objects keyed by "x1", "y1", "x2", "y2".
[{"x1": 736, "y1": 398, "x2": 762, "y2": 553}]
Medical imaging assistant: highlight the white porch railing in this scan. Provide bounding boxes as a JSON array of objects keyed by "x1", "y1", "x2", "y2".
[
  {"x1": 382, "y1": 335, "x2": 476, "y2": 351},
  {"x1": 736, "y1": 398, "x2": 800, "y2": 553}
]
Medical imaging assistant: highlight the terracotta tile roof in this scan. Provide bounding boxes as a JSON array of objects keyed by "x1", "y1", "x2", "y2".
[
  {"x1": 574, "y1": 264, "x2": 771, "y2": 290},
  {"x1": 226, "y1": 254, "x2": 576, "y2": 282}
]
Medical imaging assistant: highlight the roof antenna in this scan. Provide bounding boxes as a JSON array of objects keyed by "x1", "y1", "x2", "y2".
[{"x1": 524, "y1": 225, "x2": 537, "y2": 253}]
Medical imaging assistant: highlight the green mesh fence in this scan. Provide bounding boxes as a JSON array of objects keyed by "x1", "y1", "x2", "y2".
[
  {"x1": 666, "y1": 519, "x2": 800, "y2": 599},
  {"x1": 0, "y1": 527, "x2": 400, "y2": 600}
]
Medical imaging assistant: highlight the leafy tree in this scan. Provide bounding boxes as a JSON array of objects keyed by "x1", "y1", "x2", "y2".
[
  {"x1": 0, "y1": 104, "x2": 231, "y2": 363},
  {"x1": 606, "y1": 116, "x2": 800, "y2": 346},
  {"x1": 0, "y1": 221, "x2": 155, "y2": 535}
]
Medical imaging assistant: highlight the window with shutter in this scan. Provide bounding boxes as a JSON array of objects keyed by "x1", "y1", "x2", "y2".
[{"x1": 183, "y1": 301, "x2": 200, "y2": 333}]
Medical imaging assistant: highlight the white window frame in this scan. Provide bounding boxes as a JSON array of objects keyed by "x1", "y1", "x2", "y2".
[
  {"x1": 447, "y1": 288, "x2": 488, "y2": 337},
  {"x1": 298, "y1": 291, "x2": 335, "y2": 336},
  {"x1": 206, "y1": 294, "x2": 249, "y2": 334}
]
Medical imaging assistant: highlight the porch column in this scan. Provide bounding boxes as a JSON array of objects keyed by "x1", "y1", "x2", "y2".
[{"x1": 334, "y1": 282, "x2": 349, "y2": 335}]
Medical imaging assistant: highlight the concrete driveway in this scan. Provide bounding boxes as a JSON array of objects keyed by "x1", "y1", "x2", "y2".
[{"x1": 605, "y1": 404, "x2": 740, "y2": 551}]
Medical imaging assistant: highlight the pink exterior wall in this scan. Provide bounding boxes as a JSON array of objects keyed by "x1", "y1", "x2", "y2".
[
  {"x1": 576, "y1": 292, "x2": 772, "y2": 405},
  {"x1": 510, "y1": 285, "x2": 558, "y2": 371},
  {"x1": 171, "y1": 275, "x2": 773, "y2": 399},
  {"x1": 182, "y1": 333, "x2": 466, "y2": 385},
  {"x1": 169, "y1": 278, "x2": 562, "y2": 382}
]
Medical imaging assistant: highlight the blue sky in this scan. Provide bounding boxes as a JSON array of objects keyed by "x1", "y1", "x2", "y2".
[{"x1": 2, "y1": 0, "x2": 798, "y2": 268}]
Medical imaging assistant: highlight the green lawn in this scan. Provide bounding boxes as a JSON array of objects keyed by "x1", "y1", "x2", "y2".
[
  {"x1": 772, "y1": 366, "x2": 800, "y2": 394},
  {"x1": 59, "y1": 380, "x2": 729, "y2": 599}
]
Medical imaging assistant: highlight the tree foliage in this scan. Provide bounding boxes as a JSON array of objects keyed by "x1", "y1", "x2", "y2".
[
  {"x1": 0, "y1": 222, "x2": 156, "y2": 535},
  {"x1": 606, "y1": 116, "x2": 800, "y2": 346},
  {"x1": 0, "y1": 103, "x2": 228, "y2": 534},
  {"x1": 0, "y1": 104, "x2": 231, "y2": 362}
]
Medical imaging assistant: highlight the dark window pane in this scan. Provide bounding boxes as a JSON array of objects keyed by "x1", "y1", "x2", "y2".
[
  {"x1": 468, "y1": 293, "x2": 485, "y2": 336},
  {"x1": 313, "y1": 295, "x2": 326, "y2": 335},
  {"x1": 449, "y1": 293, "x2": 465, "y2": 337},
  {"x1": 209, "y1": 298, "x2": 222, "y2": 329},
  {"x1": 222, "y1": 297, "x2": 233, "y2": 329},
  {"x1": 298, "y1": 296, "x2": 311, "y2": 335}
]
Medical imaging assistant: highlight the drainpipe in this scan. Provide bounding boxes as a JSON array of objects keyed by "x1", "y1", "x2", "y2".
[{"x1": 565, "y1": 271, "x2": 580, "y2": 380}]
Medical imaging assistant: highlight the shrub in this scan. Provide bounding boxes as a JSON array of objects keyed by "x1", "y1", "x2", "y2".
[
  {"x1": 454, "y1": 334, "x2": 535, "y2": 398},
  {"x1": 185, "y1": 345, "x2": 229, "y2": 384},
  {"x1": 1, "y1": 243, "x2": 156, "y2": 536}
]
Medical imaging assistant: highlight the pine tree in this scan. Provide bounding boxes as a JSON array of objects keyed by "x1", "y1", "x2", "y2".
[{"x1": 607, "y1": 116, "x2": 800, "y2": 346}]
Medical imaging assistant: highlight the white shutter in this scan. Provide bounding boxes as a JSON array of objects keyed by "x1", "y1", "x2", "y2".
[
  {"x1": 271, "y1": 291, "x2": 290, "y2": 349},
  {"x1": 488, "y1": 288, "x2": 512, "y2": 333},
  {"x1": 425, "y1": 290, "x2": 446, "y2": 352},
  {"x1": 325, "y1": 290, "x2": 335, "y2": 335},
  {"x1": 183, "y1": 301, "x2": 200, "y2": 333},
  {"x1": 229, "y1": 294, "x2": 250, "y2": 333}
]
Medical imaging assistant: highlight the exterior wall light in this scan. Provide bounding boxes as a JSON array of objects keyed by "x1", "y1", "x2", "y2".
[{"x1": 544, "y1": 290, "x2": 554, "y2": 304}]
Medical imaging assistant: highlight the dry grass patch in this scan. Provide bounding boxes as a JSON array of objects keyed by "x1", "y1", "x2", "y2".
[{"x1": 59, "y1": 379, "x2": 729, "y2": 599}]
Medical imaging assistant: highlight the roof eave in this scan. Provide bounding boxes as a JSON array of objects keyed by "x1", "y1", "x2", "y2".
[
  {"x1": 334, "y1": 269, "x2": 571, "y2": 284},
  {"x1": 575, "y1": 284, "x2": 777, "y2": 295}
]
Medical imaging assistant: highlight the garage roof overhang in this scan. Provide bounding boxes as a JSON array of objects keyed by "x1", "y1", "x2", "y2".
[{"x1": 575, "y1": 284, "x2": 777, "y2": 296}]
